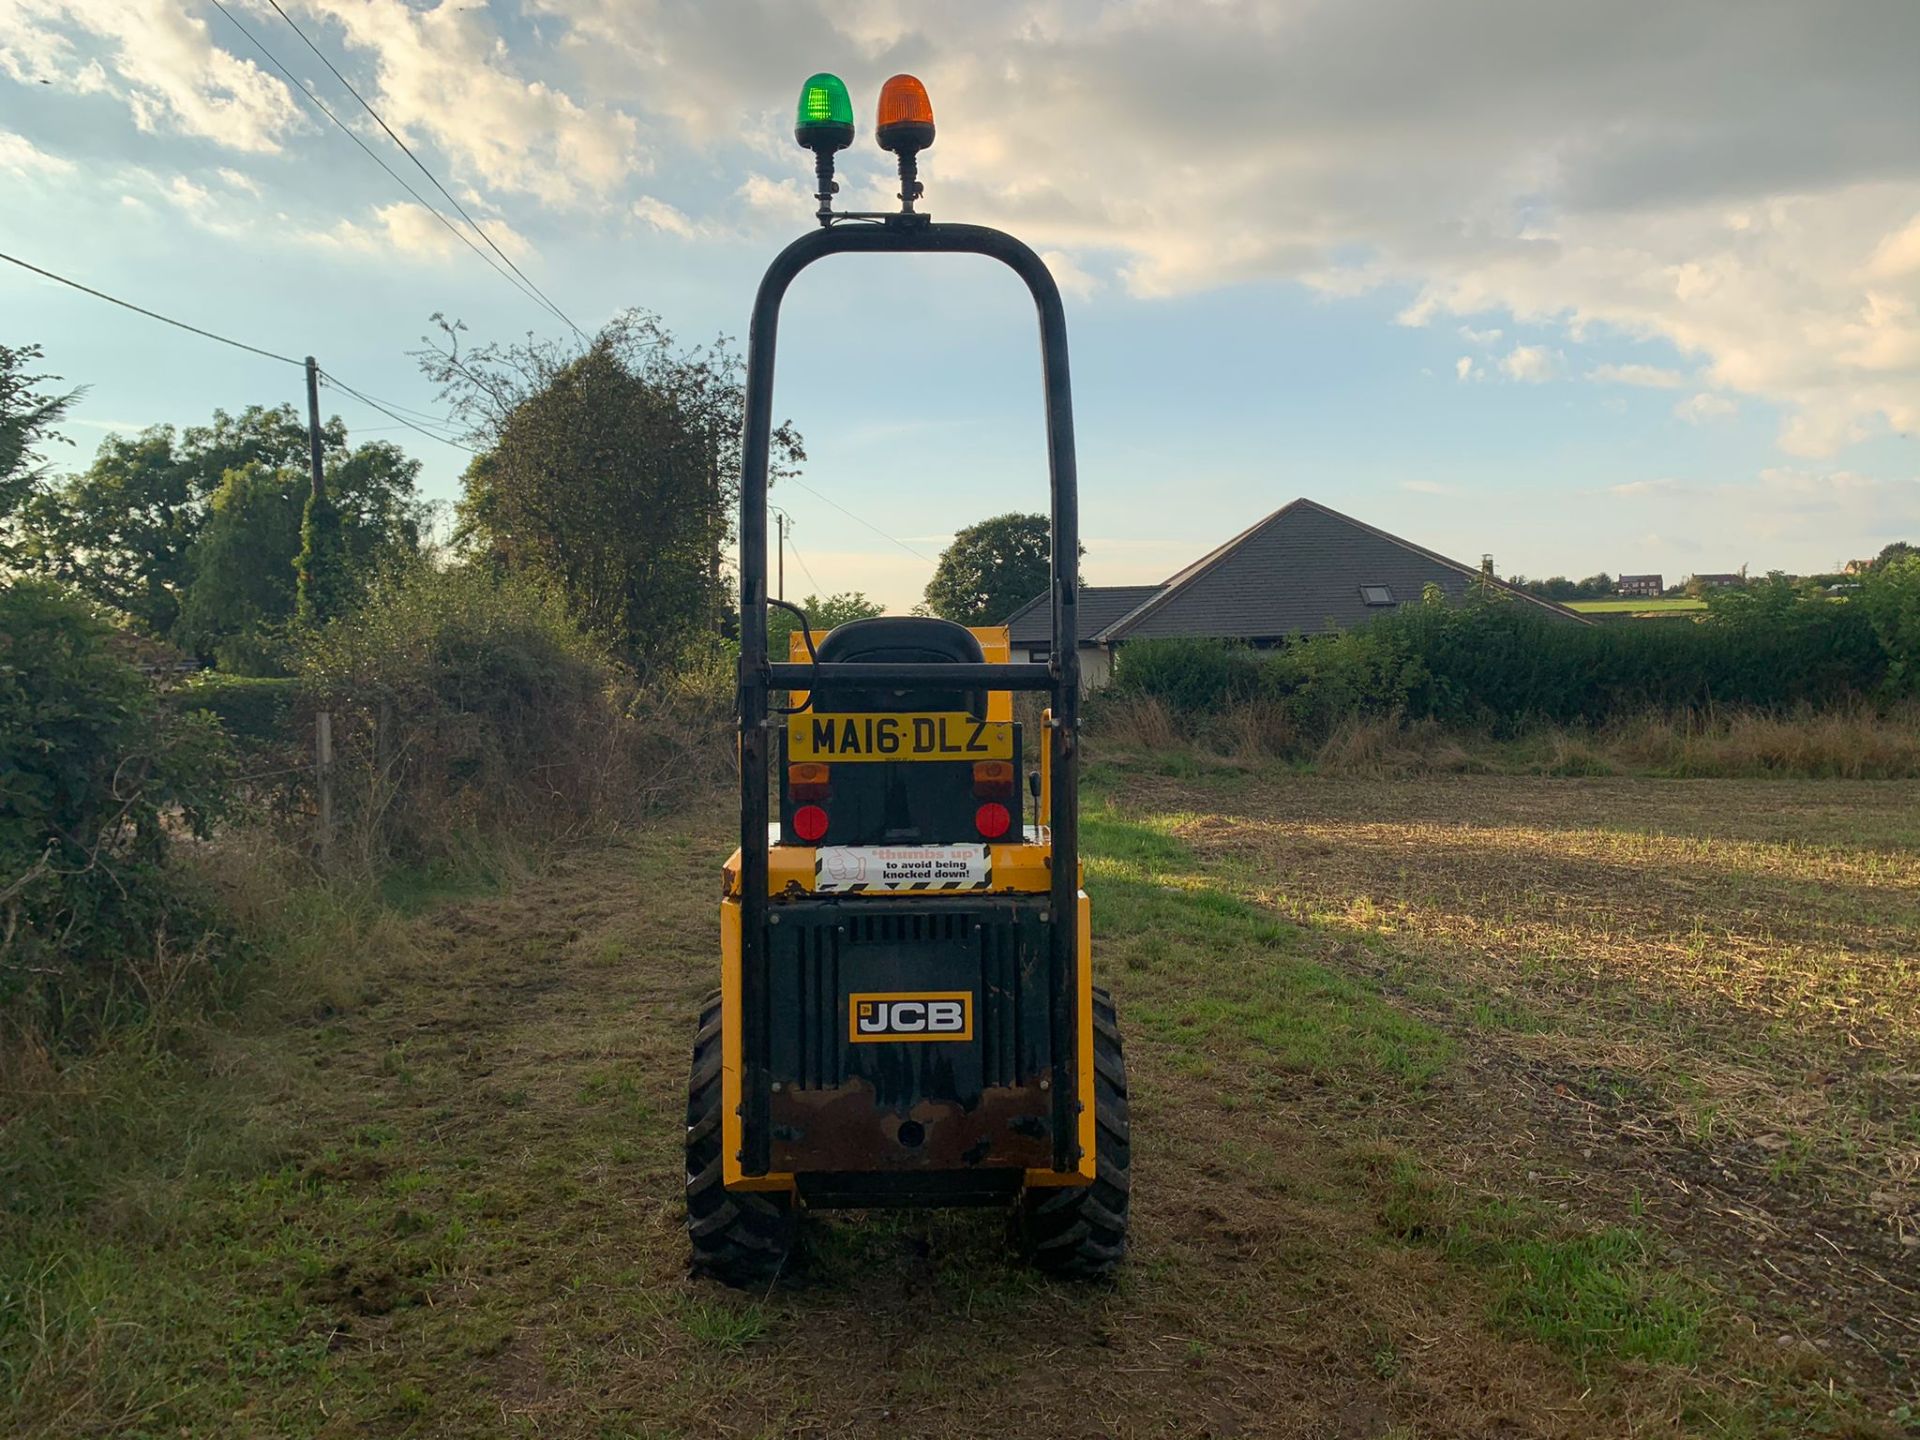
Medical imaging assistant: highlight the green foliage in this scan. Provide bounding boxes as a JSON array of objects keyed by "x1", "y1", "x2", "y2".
[
  {"x1": 0, "y1": 342, "x2": 80, "y2": 565},
  {"x1": 176, "y1": 461, "x2": 305, "y2": 672},
  {"x1": 1857, "y1": 555, "x2": 1920, "y2": 694},
  {"x1": 0, "y1": 581, "x2": 230, "y2": 1045},
  {"x1": 767, "y1": 590, "x2": 885, "y2": 656},
  {"x1": 175, "y1": 673, "x2": 299, "y2": 748},
  {"x1": 1104, "y1": 637, "x2": 1266, "y2": 713},
  {"x1": 25, "y1": 405, "x2": 424, "y2": 660},
  {"x1": 298, "y1": 563, "x2": 653, "y2": 863},
  {"x1": 1111, "y1": 582, "x2": 1897, "y2": 737},
  {"x1": 428, "y1": 311, "x2": 798, "y2": 675},
  {"x1": 295, "y1": 486, "x2": 347, "y2": 626},
  {"x1": 923, "y1": 512, "x2": 1071, "y2": 625},
  {"x1": 1510, "y1": 571, "x2": 1617, "y2": 601}
]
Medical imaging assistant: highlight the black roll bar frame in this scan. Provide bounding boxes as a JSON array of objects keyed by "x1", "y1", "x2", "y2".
[{"x1": 736, "y1": 219, "x2": 1082, "y2": 1175}]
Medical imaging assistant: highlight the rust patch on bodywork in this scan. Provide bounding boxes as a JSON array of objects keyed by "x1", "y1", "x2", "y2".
[{"x1": 770, "y1": 1077, "x2": 1053, "y2": 1172}]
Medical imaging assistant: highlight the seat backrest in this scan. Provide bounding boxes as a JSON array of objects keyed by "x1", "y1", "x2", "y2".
[{"x1": 811, "y1": 617, "x2": 986, "y2": 716}]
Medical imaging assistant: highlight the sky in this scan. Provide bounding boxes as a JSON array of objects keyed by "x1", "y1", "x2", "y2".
[{"x1": 3, "y1": 0, "x2": 1918, "y2": 612}]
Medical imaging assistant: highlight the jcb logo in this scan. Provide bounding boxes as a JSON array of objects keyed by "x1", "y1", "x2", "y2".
[{"x1": 849, "y1": 992, "x2": 973, "y2": 1043}]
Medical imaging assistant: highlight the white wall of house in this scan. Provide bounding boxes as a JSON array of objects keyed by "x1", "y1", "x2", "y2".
[{"x1": 1014, "y1": 642, "x2": 1113, "y2": 692}]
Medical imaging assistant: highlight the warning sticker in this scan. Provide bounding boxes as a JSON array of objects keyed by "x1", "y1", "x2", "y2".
[{"x1": 814, "y1": 844, "x2": 992, "y2": 892}]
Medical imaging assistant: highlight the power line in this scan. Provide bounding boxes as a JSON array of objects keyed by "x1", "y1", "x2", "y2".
[
  {"x1": 4, "y1": 245, "x2": 475, "y2": 454},
  {"x1": 1, "y1": 248, "x2": 303, "y2": 367},
  {"x1": 319, "y1": 371, "x2": 477, "y2": 453},
  {"x1": 206, "y1": 0, "x2": 573, "y2": 334},
  {"x1": 783, "y1": 476, "x2": 933, "y2": 563},
  {"x1": 785, "y1": 533, "x2": 826, "y2": 597},
  {"x1": 259, "y1": 0, "x2": 586, "y2": 344}
]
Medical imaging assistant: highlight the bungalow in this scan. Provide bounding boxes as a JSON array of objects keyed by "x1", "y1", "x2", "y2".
[{"x1": 1004, "y1": 497, "x2": 1587, "y2": 689}]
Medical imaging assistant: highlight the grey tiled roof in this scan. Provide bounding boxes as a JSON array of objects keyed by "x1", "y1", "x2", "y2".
[
  {"x1": 1004, "y1": 584, "x2": 1163, "y2": 647},
  {"x1": 1095, "y1": 499, "x2": 1587, "y2": 641}
]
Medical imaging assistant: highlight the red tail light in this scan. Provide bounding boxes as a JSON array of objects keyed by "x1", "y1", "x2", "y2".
[
  {"x1": 792, "y1": 804, "x2": 829, "y2": 842},
  {"x1": 788, "y1": 761, "x2": 831, "y2": 801},
  {"x1": 971, "y1": 759, "x2": 1014, "y2": 798},
  {"x1": 974, "y1": 802, "x2": 1011, "y2": 840}
]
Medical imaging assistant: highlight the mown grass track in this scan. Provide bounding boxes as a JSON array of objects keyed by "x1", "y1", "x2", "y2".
[{"x1": 4, "y1": 768, "x2": 1915, "y2": 1437}]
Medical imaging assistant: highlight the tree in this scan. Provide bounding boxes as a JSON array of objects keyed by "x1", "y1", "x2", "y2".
[
  {"x1": 0, "y1": 342, "x2": 80, "y2": 567},
  {"x1": 424, "y1": 310, "x2": 801, "y2": 673},
  {"x1": 27, "y1": 404, "x2": 424, "y2": 658},
  {"x1": 1873, "y1": 540, "x2": 1916, "y2": 571},
  {"x1": 923, "y1": 512, "x2": 1076, "y2": 625},
  {"x1": 1858, "y1": 554, "x2": 1920, "y2": 693},
  {"x1": 767, "y1": 591, "x2": 885, "y2": 656}
]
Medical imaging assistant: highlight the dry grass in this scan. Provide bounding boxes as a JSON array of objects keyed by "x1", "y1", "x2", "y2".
[
  {"x1": 4, "y1": 774, "x2": 1914, "y2": 1437},
  {"x1": 1101, "y1": 766, "x2": 1920, "y2": 1404},
  {"x1": 1094, "y1": 700, "x2": 1920, "y2": 781}
]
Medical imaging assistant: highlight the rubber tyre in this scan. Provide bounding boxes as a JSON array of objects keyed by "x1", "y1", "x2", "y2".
[
  {"x1": 685, "y1": 990, "x2": 795, "y2": 1286},
  {"x1": 1016, "y1": 986, "x2": 1131, "y2": 1277}
]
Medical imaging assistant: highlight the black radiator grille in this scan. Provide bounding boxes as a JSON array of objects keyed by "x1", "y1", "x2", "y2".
[{"x1": 766, "y1": 898, "x2": 1048, "y2": 1096}]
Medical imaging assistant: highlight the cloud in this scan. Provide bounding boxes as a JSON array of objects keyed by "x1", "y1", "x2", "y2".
[
  {"x1": 8, "y1": 0, "x2": 1920, "y2": 460},
  {"x1": 294, "y1": 0, "x2": 642, "y2": 208},
  {"x1": 632, "y1": 194, "x2": 701, "y2": 239},
  {"x1": 0, "y1": 0, "x2": 299, "y2": 151},
  {"x1": 1588, "y1": 363, "x2": 1686, "y2": 388},
  {"x1": 1454, "y1": 355, "x2": 1480, "y2": 382},
  {"x1": 1597, "y1": 466, "x2": 1920, "y2": 560},
  {"x1": 1674, "y1": 392, "x2": 1738, "y2": 424},
  {"x1": 0, "y1": 128, "x2": 71, "y2": 176},
  {"x1": 520, "y1": 0, "x2": 1920, "y2": 457},
  {"x1": 316, "y1": 202, "x2": 529, "y2": 263},
  {"x1": 1041, "y1": 250, "x2": 1099, "y2": 300},
  {"x1": 1500, "y1": 345, "x2": 1558, "y2": 383}
]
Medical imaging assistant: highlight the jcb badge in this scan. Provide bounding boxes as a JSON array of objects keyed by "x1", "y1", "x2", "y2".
[{"x1": 849, "y1": 991, "x2": 973, "y2": 1043}]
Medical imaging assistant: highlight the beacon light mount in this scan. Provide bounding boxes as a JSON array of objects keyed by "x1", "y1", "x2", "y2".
[
  {"x1": 794, "y1": 72, "x2": 855, "y2": 226},
  {"x1": 792, "y1": 71, "x2": 938, "y2": 229}
]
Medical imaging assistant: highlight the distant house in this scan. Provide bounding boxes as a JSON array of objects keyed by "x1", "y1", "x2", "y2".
[
  {"x1": 1690, "y1": 573, "x2": 1744, "y2": 590},
  {"x1": 1004, "y1": 497, "x2": 1588, "y2": 689},
  {"x1": 1843, "y1": 559, "x2": 1874, "y2": 576},
  {"x1": 1617, "y1": 574, "x2": 1664, "y2": 598}
]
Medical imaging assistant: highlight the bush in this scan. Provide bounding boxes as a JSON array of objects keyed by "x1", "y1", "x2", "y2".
[
  {"x1": 0, "y1": 582, "x2": 230, "y2": 1048},
  {"x1": 174, "y1": 672, "x2": 299, "y2": 748},
  {"x1": 1858, "y1": 555, "x2": 1920, "y2": 695},
  {"x1": 1107, "y1": 583, "x2": 1896, "y2": 743},
  {"x1": 1107, "y1": 637, "x2": 1265, "y2": 713},
  {"x1": 298, "y1": 563, "x2": 726, "y2": 866}
]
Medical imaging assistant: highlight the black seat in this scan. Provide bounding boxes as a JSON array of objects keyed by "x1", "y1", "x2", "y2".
[{"x1": 811, "y1": 616, "x2": 985, "y2": 716}]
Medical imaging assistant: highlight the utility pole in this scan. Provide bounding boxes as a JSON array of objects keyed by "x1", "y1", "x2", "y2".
[
  {"x1": 773, "y1": 508, "x2": 790, "y2": 601},
  {"x1": 297, "y1": 355, "x2": 342, "y2": 625},
  {"x1": 304, "y1": 356, "x2": 325, "y2": 505}
]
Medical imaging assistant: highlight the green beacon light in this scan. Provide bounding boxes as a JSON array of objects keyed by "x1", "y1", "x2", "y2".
[
  {"x1": 794, "y1": 72, "x2": 855, "y2": 152},
  {"x1": 795, "y1": 72, "x2": 854, "y2": 226}
]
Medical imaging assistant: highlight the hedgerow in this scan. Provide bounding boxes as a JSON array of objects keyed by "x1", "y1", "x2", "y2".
[{"x1": 1107, "y1": 574, "x2": 1905, "y2": 739}]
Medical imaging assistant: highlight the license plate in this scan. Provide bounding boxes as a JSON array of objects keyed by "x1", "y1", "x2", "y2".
[{"x1": 788, "y1": 711, "x2": 1012, "y2": 763}]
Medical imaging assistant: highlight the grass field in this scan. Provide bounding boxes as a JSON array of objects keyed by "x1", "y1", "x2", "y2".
[
  {"x1": 1565, "y1": 598, "x2": 1708, "y2": 615},
  {"x1": 5, "y1": 765, "x2": 1917, "y2": 1437}
]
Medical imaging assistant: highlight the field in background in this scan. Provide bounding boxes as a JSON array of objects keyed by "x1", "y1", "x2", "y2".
[
  {"x1": 4, "y1": 767, "x2": 1916, "y2": 1437},
  {"x1": 1565, "y1": 598, "x2": 1709, "y2": 616}
]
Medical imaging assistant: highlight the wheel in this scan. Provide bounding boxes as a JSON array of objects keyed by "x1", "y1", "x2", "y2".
[
  {"x1": 1016, "y1": 986, "x2": 1131, "y2": 1277},
  {"x1": 685, "y1": 990, "x2": 795, "y2": 1286}
]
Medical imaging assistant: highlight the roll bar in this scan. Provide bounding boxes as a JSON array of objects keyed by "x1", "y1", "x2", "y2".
[{"x1": 736, "y1": 219, "x2": 1082, "y2": 1174}]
